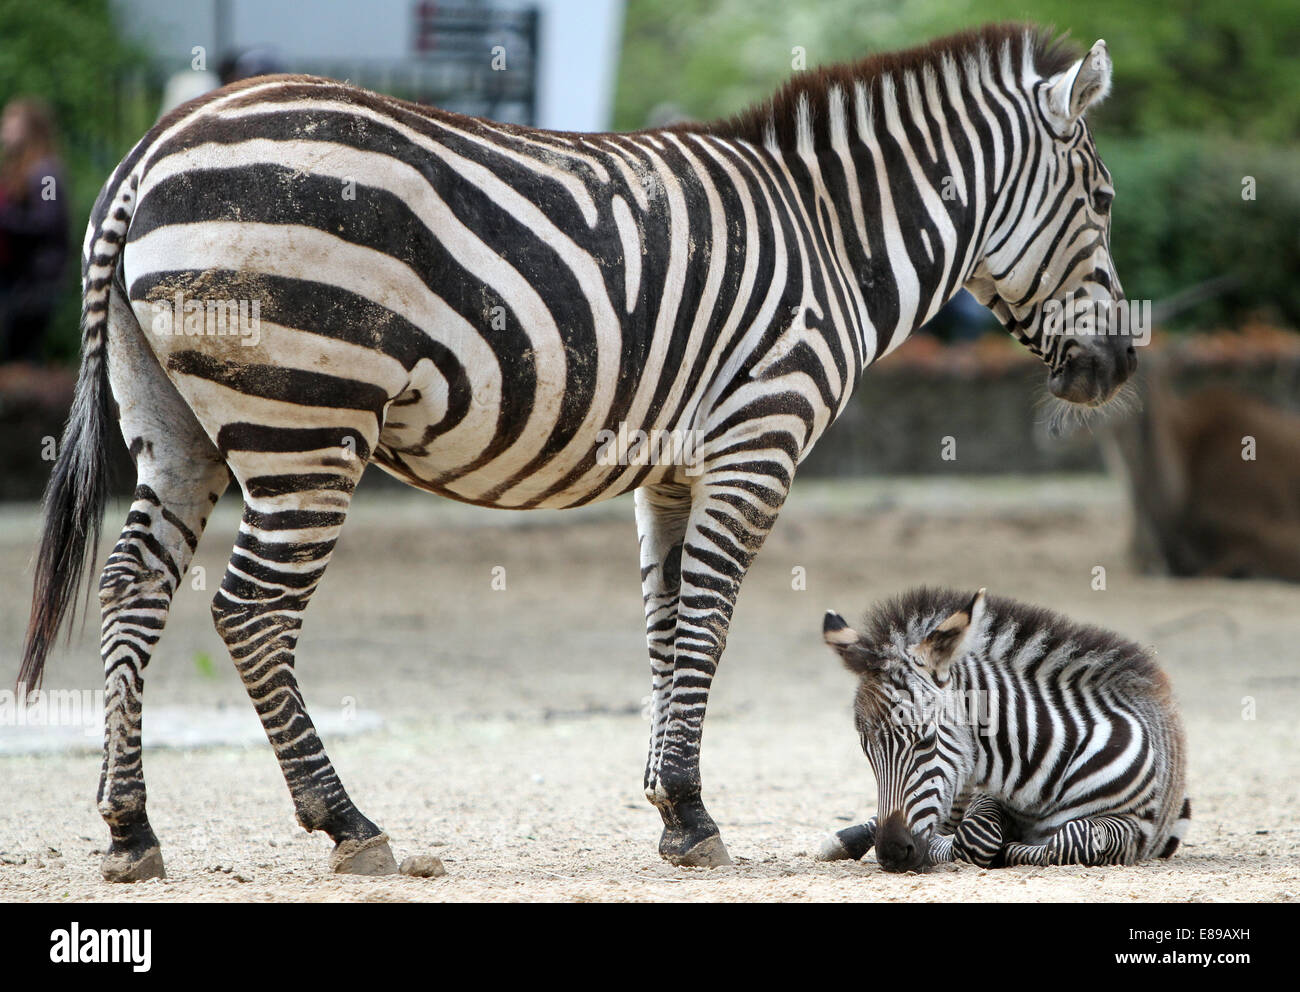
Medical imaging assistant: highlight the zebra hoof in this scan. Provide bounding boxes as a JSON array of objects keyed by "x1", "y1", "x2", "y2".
[
  {"x1": 101, "y1": 844, "x2": 165, "y2": 883},
  {"x1": 815, "y1": 833, "x2": 854, "y2": 862},
  {"x1": 815, "y1": 823, "x2": 875, "y2": 862},
  {"x1": 330, "y1": 832, "x2": 399, "y2": 876},
  {"x1": 667, "y1": 834, "x2": 733, "y2": 868}
]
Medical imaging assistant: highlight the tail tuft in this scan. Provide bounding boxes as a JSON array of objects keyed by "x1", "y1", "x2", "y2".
[
  {"x1": 1158, "y1": 796, "x2": 1191, "y2": 858},
  {"x1": 17, "y1": 160, "x2": 140, "y2": 693},
  {"x1": 17, "y1": 312, "x2": 113, "y2": 693}
]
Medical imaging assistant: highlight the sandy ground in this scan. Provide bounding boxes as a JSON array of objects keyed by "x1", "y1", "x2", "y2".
[{"x1": 1, "y1": 475, "x2": 1297, "y2": 903}]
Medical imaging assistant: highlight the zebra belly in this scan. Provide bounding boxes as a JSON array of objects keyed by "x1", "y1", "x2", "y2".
[{"x1": 372, "y1": 368, "x2": 694, "y2": 509}]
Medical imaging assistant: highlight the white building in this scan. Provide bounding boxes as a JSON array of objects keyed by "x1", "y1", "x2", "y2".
[{"x1": 114, "y1": 0, "x2": 625, "y2": 131}]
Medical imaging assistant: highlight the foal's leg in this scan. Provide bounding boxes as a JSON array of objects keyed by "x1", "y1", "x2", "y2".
[
  {"x1": 1001, "y1": 814, "x2": 1144, "y2": 866},
  {"x1": 816, "y1": 818, "x2": 878, "y2": 862},
  {"x1": 211, "y1": 426, "x2": 397, "y2": 875},
  {"x1": 819, "y1": 791, "x2": 999, "y2": 867},
  {"x1": 949, "y1": 794, "x2": 1006, "y2": 868}
]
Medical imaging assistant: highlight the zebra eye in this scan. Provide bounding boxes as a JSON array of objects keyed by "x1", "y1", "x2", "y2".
[{"x1": 1092, "y1": 189, "x2": 1114, "y2": 214}]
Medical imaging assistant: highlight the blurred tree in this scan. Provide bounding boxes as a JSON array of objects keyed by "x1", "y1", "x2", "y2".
[
  {"x1": 931, "y1": 0, "x2": 1300, "y2": 143},
  {"x1": 615, "y1": 0, "x2": 1300, "y2": 142},
  {"x1": 616, "y1": 0, "x2": 938, "y2": 132}
]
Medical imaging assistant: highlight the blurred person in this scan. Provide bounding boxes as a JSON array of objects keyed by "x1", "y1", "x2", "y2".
[
  {"x1": 919, "y1": 288, "x2": 997, "y2": 342},
  {"x1": 218, "y1": 46, "x2": 286, "y2": 85},
  {"x1": 159, "y1": 68, "x2": 220, "y2": 117},
  {"x1": 158, "y1": 46, "x2": 286, "y2": 119},
  {"x1": 0, "y1": 97, "x2": 69, "y2": 364}
]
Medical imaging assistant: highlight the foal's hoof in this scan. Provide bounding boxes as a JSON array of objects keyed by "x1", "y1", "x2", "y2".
[
  {"x1": 814, "y1": 823, "x2": 875, "y2": 862},
  {"x1": 101, "y1": 844, "x2": 165, "y2": 883},
  {"x1": 815, "y1": 833, "x2": 855, "y2": 862},
  {"x1": 667, "y1": 834, "x2": 733, "y2": 868},
  {"x1": 330, "y1": 833, "x2": 399, "y2": 876}
]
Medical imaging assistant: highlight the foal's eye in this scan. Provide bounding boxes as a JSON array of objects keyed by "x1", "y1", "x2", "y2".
[{"x1": 1092, "y1": 189, "x2": 1114, "y2": 214}]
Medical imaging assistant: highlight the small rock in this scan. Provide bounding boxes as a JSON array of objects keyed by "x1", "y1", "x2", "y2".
[{"x1": 400, "y1": 855, "x2": 447, "y2": 878}]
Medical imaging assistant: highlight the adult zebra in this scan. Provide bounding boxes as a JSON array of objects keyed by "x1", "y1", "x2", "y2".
[
  {"x1": 20, "y1": 23, "x2": 1136, "y2": 880},
  {"x1": 820, "y1": 588, "x2": 1190, "y2": 870}
]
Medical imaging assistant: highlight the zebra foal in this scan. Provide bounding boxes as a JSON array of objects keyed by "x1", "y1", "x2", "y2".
[
  {"x1": 20, "y1": 23, "x2": 1135, "y2": 879},
  {"x1": 821, "y1": 588, "x2": 1190, "y2": 871}
]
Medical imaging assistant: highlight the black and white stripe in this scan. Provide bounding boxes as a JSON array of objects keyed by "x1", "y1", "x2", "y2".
[
  {"x1": 22, "y1": 24, "x2": 1134, "y2": 878},
  {"x1": 821, "y1": 588, "x2": 1189, "y2": 870}
]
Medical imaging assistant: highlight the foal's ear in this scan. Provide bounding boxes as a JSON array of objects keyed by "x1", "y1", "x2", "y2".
[
  {"x1": 911, "y1": 589, "x2": 986, "y2": 687},
  {"x1": 1043, "y1": 39, "x2": 1112, "y2": 134},
  {"x1": 823, "y1": 611, "x2": 878, "y2": 675}
]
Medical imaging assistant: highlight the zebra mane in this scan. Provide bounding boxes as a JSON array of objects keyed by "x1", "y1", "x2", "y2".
[
  {"x1": 856, "y1": 586, "x2": 1162, "y2": 689},
  {"x1": 685, "y1": 22, "x2": 1080, "y2": 151}
]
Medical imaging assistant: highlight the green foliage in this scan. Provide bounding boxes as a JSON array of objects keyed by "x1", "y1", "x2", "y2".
[
  {"x1": 193, "y1": 651, "x2": 217, "y2": 680},
  {"x1": 0, "y1": 0, "x2": 152, "y2": 360},
  {"x1": 928, "y1": 0, "x2": 1300, "y2": 143},
  {"x1": 615, "y1": 0, "x2": 938, "y2": 131},
  {"x1": 1105, "y1": 135, "x2": 1300, "y2": 326},
  {"x1": 614, "y1": 0, "x2": 1300, "y2": 142}
]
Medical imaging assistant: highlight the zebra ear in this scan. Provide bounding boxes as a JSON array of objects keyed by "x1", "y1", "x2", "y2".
[
  {"x1": 823, "y1": 611, "x2": 879, "y2": 675},
  {"x1": 1044, "y1": 40, "x2": 1112, "y2": 133},
  {"x1": 911, "y1": 589, "x2": 986, "y2": 687}
]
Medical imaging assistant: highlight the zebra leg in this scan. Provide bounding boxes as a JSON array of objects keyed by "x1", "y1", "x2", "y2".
[
  {"x1": 950, "y1": 794, "x2": 1006, "y2": 868},
  {"x1": 1001, "y1": 814, "x2": 1144, "y2": 867},
  {"x1": 98, "y1": 482, "x2": 228, "y2": 881},
  {"x1": 634, "y1": 483, "x2": 692, "y2": 844},
  {"x1": 211, "y1": 454, "x2": 397, "y2": 876},
  {"x1": 647, "y1": 478, "x2": 788, "y2": 867},
  {"x1": 816, "y1": 818, "x2": 878, "y2": 861},
  {"x1": 99, "y1": 295, "x2": 231, "y2": 882}
]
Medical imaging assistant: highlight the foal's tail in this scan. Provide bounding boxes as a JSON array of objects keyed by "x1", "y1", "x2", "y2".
[
  {"x1": 1158, "y1": 797, "x2": 1192, "y2": 859},
  {"x1": 17, "y1": 171, "x2": 139, "y2": 692}
]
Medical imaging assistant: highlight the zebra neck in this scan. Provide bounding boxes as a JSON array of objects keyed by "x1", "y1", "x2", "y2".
[{"x1": 754, "y1": 93, "x2": 1006, "y2": 370}]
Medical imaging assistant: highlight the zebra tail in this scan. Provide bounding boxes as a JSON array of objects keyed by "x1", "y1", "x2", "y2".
[{"x1": 17, "y1": 173, "x2": 137, "y2": 693}]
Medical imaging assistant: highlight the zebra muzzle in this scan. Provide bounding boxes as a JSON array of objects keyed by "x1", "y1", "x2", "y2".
[
  {"x1": 875, "y1": 810, "x2": 929, "y2": 873},
  {"x1": 1048, "y1": 335, "x2": 1136, "y2": 406}
]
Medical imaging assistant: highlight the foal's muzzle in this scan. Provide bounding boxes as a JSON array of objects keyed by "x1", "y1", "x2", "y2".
[{"x1": 876, "y1": 810, "x2": 929, "y2": 873}]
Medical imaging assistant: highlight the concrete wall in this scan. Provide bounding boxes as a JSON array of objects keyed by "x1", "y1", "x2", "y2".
[{"x1": 6, "y1": 337, "x2": 1296, "y2": 501}]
